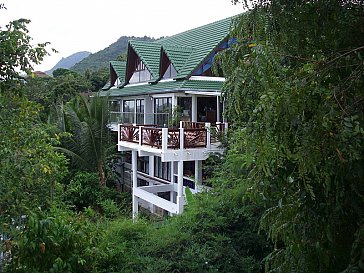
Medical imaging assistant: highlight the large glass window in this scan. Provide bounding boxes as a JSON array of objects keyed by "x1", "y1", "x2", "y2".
[
  {"x1": 177, "y1": 97, "x2": 192, "y2": 121},
  {"x1": 137, "y1": 156, "x2": 149, "y2": 174},
  {"x1": 154, "y1": 97, "x2": 171, "y2": 126},
  {"x1": 109, "y1": 100, "x2": 121, "y2": 112},
  {"x1": 129, "y1": 60, "x2": 152, "y2": 84},
  {"x1": 123, "y1": 100, "x2": 135, "y2": 123},
  {"x1": 136, "y1": 99, "x2": 145, "y2": 124},
  {"x1": 109, "y1": 100, "x2": 121, "y2": 123},
  {"x1": 154, "y1": 157, "x2": 171, "y2": 181}
]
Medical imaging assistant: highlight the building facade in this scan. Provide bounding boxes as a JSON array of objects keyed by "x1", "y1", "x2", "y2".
[{"x1": 101, "y1": 16, "x2": 235, "y2": 218}]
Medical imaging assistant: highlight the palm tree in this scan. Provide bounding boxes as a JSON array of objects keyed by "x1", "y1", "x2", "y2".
[{"x1": 58, "y1": 93, "x2": 112, "y2": 186}]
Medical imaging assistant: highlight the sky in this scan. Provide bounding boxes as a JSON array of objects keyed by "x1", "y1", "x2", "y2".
[{"x1": 1, "y1": 0, "x2": 244, "y2": 72}]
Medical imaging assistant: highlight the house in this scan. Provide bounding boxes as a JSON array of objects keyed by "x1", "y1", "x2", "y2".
[{"x1": 100, "y1": 15, "x2": 236, "y2": 219}]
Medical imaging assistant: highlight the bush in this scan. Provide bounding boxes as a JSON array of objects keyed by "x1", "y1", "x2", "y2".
[{"x1": 4, "y1": 208, "x2": 99, "y2": 273}]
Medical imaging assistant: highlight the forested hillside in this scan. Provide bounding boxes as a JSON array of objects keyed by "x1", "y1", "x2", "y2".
[
  {"x1": 70, "y1": 36, "x2": 156, "y2": 73},
  {"x1": 46, "y1": 51, "x2": 91, "y2": 75}
]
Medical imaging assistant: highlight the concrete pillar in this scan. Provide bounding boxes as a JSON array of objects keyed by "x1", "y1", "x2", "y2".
[
  {"x1": 195, "y1": 160, "x2": 202, "y2": 187},
  {"x1": 132, "y1": 150, "x2": 138, "y2": 221},
  {"x1": 177, "y1": 160, "x2": 184, "y2": 214},
  {"x1": 148, "y1": 155, "x2": 155, "y2": 213},
  {"x1": 216, "y1": 96, "x2": 220, "y2": 123},
  {"x1": 169, "y1": 161, "x2": 175, "y2": 216},
  {"x1": 192, "y1": 95, "x2": 197, "y2": 122}
]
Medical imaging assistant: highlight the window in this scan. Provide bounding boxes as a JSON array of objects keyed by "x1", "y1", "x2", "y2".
[
  {"x1": 136, "y1": 99, "x2": 145, "y2": 124},
  {"x1": 154, "y1": 97, "x2": 171, "y2": 126},
  {"x1": 137, "y1": 156, "x2": 149, "y2": 174},
  {"x1": 129, "y1": 59, "x2": 152, "y2": 84},
  {"x1": 123, "y1": 100, "x2": 135, "y2": 123},
  {"x1": 154, "y1": 157, "x2": 171, "y2": 181},
  {"x1": 162, "y1": 63, "x2": 177, "y2": 79},
  {"x1": 120, "y1": 99, "x2": 145, "y2": 124},
  {"x1": 109, "y1": 100, "x2": 121, "y2": 112}
]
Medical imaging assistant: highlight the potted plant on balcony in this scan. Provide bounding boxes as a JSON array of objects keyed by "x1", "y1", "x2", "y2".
[{"x1": 168, "y1": 105, "x2": 182, "y2": 128}]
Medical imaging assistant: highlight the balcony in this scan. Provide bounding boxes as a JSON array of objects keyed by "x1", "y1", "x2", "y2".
[
  {"x1": 117, "y1": 121, "x2": 227, "y2": 161},
  {"x1": 109, "y1": 111, "x2": 170, "y2": 131}
]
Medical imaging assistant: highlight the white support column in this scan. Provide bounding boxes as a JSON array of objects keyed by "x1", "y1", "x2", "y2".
[
  {"x1": 169, "y1": 161, "x2": 175, "y2": 216},
  {"x1": 177, "y1": 160, "x2": 184, "y2": 214},
  {"x1": 192, "y1": 95, "x2": 197, "y2": 122},
  {"x1": 195, "y1": 160, "x2": 202, "y2": 188},
  {"x1": 148, "y1": 155, "x2": 155, "y2": 213},
  {"x1": 172, "y1": 94, "x2": 178, "y2": 108},
  {"x1": 205, "y1": 122, "x2": 211, "y2": 149},
  {"x1": 132, "y1": 150, "x2": 138, "y2": 221},
  {"x1": 180, "y1": 127, "x2": 184, "y2": 150},
  {"x1": 162, "y1": 128, "x2": 168, "y2": 152},
  {"x1": 216, "y1": 96, "x2": 221, "y2": 123}
]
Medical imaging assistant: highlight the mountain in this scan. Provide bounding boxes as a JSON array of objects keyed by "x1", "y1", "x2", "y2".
[
  {"x1": 46, "y1": 51, "x2": 91, "y2": 75},
  {"x1": 70, "y1": 36, "x2": 156, "y2": 74}
]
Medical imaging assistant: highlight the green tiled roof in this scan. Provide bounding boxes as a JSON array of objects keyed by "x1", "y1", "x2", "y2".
[
  {"x1": 100, "y1": 79, "x2": 223, "y2": 97},
  {"x1": 110, "y1": 61, "x2": 126, "y2": 82},
  {"x1": 162, "y1": 45, "x2": 193, "y2": 74},
  {"x1": 102, "y1": 61, "x2": 126, "y2": 90},
  {"x1": 157, "y1": 16, "x2": 234, "y2": 78},
  {"x1": 129, "y1": 40, "x2": 161, "y2": 80},
  {"x1": 102, "y1": 15, "x2": 238, "y2": 91}
]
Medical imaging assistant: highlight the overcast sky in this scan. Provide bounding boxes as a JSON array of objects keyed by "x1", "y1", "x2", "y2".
[{"x1": 1, "y1": 0, "x2": 244, "y2": 71}]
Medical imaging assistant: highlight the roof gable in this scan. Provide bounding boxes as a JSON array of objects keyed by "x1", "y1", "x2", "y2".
[
  {"x1": 128, "y1": 40, "x2": 161, "y2": 81},
  {"x1": 161, "y1": 45, "x2": 193, "y2": 75},
  {"x1": 102, "y1": 61, "x2": 126, "y2": 90},
  {"x1": 156, "y1": 16, "x2": 234, "y2": 78}
]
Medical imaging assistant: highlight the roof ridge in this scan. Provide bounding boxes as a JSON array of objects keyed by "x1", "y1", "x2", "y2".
[{"x1": 157, "y1": 15, "x2": 237, "y2": 44}]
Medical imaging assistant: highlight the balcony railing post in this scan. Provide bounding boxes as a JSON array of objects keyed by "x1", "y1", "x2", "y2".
[
  {"x1": 139, "y1": 126, "x2": 143, "y2": 146},
  {"x1": 162, "y1": 128, "x2": 168, "y2": 151},
  {"x1": 205, "y1": 122, "x2": 211, "y2": 149},
  {"x1": 180, "y1": 127, "x2": 184, "y2": 149},
  {"x1": 118, "y1": 124, "x2": 122, "y2": 142}
]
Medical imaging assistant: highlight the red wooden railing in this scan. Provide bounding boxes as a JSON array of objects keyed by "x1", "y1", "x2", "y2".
[
  {"x1": 119, "y1": 124, "x2": 139, "y2": 143},
  {"x1": 184, "y1": 128, "x2": 207, "y2": 148},
  {"x1": 141, "y1": 127, "x2": 162, "y2": 148},
  {"x1": 118, "y1": 122, "x2": 227, "y2": 150}
]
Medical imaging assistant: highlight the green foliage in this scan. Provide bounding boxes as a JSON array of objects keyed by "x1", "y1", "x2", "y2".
[
  {"x1": 0, "y1": 18, "x2": 50, "y2": 93},
  {"x1": 84, "y1": 67, "x2": 109, "y2": 92},
  {"x1": 0, "y1": 95, "x2": 68, "y2": 226},
  {"x1": 52, "y1": 68, "x2": 79, "y2": 78},
  {"x1": 94, "y1": 186, "x2": 271, "y2": 273},
  {"x1": 59, "y1": 93, "x2": 113, "y2": 185},
  {"x1": 4, "y1": 208, "x2": 99, "y2": 273},
  {"x1": 64, "y1": 171, "x2": 130, "y2": 217},
  {"x1": 217, "y1": 1, "x2": 364, "y2": 272}
]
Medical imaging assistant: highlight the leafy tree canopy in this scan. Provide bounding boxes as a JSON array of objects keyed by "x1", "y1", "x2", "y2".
[{"x1": 217, "y1": 0, "x2": 364, "y2": 272}]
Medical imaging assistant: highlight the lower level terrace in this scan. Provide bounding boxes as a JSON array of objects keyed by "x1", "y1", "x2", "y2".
[{"x1": 117, "y1": 121, "x2": 228, "y2": 161}]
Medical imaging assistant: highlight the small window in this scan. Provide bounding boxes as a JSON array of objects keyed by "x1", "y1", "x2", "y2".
[
  {"x1": 162, "y1": 63, "x2": 177, "y2": 79},
  {"x1": 129, "y1": 59, "x2": 152, "y2": 84}
]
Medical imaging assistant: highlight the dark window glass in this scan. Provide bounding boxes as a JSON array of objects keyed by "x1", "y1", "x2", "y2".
[
  {"x1": 123, "y1": 100, "x2": 135, "y2": 123},
  {"x1": 162, "y1": 63, "x2": 177, "y2": 79},
  {"x1": 137, "y1": 156, "x2": 149, "y2": 174},
  {"x1": 129, "y1": 59, "x2": 152, "y2": 83},
  {"x1": 154, "y1": 156, "x2": 171, "y2": 181},
  {"x1": 136, "y1": 99, "x2": 145, "y2": 124},
  {"x1": 154, "y1": 97, "x2": 171, "y2": 126},
  {"x1": 109, "y1": 100, "x2": 121, "y2": 112}
]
